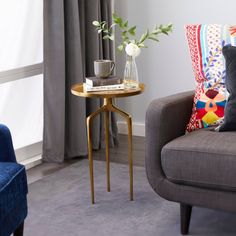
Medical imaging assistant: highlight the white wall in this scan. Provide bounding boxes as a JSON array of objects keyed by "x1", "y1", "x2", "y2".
[{"x1": 115, "y1": 0, "x2": 236, "y2": 135}]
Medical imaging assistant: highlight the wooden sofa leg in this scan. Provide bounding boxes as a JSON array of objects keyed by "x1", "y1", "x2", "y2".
[
  {"x1": 14, "y1": 222, "x2": 24, "y2": 236},
  {"x1": 180, "y1": 203, "x2": 192, "y2": 235}
]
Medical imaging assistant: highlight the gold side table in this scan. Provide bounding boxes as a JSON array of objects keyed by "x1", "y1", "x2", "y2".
[{"x1": 71, "y1": 82, "x2": 144, "y2": 204}]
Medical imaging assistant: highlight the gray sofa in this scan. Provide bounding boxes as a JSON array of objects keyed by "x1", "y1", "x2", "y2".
[{"x1": 145, "y1": 91, "x2": 236, "y2": 235}]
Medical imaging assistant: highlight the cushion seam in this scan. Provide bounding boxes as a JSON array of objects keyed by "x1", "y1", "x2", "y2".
[
  {"x1": 162, "y1": 147, "x2": 236, "y2": 157},
  {"x1": 166, "y1": 175, "x2": 236, "y2": 190}
]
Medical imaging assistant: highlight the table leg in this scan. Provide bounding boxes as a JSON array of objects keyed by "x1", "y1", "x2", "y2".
[
  {"x1": 110, "y1": 103, "x2": 134, "y2": 201},
  {"x1": 105, "y1": 110, "x2": 110, "y2": 192},
  {"x1": 86, "y1": 116, "x2": 95, "y2": 204},
  {"x1": 86, "y1": 98, "x2": 133, "y2": 203},
  {"x1": 87, "y1": 105, "x2": 106, "y2": 204},
  {"x1": 127, "y1": 116, "x2": 133, "y2": 201}
]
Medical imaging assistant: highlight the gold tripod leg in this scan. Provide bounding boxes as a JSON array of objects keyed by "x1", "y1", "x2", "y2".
[
  {"x1": 105, "y1": 110, "x2": 110, "y2": 192},
  {"x1": 110, "y1": 103, "x2": 134, "y2": 201},
  {"x1": 127, "y1": 116, "x2": 133, "y2": 201},
  {"x1": 87, "y1": 98, "x2": 133, "y2": 203},
  {"x1": 87, "y1": 105, "x2": 106, "y2": 204}
]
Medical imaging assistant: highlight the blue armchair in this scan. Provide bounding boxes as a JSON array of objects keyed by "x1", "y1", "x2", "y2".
[{"x1": 0, "y1": 125, "x2": 28, "y2": 236}]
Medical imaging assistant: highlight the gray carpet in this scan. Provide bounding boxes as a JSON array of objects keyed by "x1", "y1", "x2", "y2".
[{"x1": 25, "y1": 160, "x2": 236, "y2": 236}]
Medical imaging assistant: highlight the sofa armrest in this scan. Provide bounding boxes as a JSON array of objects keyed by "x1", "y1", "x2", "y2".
[
  {"x1": 0, "y1": 124, "x2": 17, "y2": 163},
  {"x1": 145, "y1": 91, "x2": 194, "y2": 192}
]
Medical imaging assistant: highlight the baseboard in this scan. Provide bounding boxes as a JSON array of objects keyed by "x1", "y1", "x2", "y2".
[
  {"x1": 117, "y1": 121, "x2": 145, "y2": 137},
  {"x1": 20, "y1": 155, "x2": 42, "y2": 170},
  {"x1": 15, "y1": 142, "x2": 42, "y2": 162}
]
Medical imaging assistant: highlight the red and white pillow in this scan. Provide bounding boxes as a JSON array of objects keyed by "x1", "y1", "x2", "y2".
[{"x1": 185, "y1": 24, "x2": 236, "y2": 132}]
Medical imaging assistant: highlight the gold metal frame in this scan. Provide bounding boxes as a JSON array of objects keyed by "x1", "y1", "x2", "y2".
[
  {"x1": 71, "y1": 82, "x2": 144, "y2": 204},
  {"x1": 87, "y1": 98, "x2": 133, "y2": 204}
]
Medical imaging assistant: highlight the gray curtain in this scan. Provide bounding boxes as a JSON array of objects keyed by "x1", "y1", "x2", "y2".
[{"x1": 43, "y1": 0, "x2": 118, "y2": 163}]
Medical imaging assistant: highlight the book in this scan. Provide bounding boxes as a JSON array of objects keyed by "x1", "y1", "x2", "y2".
[
  {"x1": 85, "y1": 76, "x2": 123, "y2": 87},
  {"x1": 83, "y1": 83, "x2": 124, "y2": 92}
]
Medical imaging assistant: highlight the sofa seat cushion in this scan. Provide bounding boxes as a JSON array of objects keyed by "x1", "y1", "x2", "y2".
[
  {"x1": 0, "y1": 162, "x2": 28, "y2": 223},
  {"x1": 161, "y1": 129, "x2": 236, "y2": 191}
]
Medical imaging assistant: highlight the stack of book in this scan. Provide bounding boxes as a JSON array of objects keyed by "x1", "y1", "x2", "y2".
[{"x1": 83, "y1": 76, "x2": 124, "y2": 92}]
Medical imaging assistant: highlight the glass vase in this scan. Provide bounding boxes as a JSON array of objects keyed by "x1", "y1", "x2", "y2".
[{"x1": 123, "y1": 55, "x2": 139, "y2": 89}]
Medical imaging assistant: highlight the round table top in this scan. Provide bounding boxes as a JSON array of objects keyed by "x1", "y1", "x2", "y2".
[{"x1": 71, "y1": 82, "x2": 145, "y2": 98}]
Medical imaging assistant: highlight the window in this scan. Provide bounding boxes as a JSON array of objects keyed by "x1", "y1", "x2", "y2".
[{"x1": 0, "y1": 1, "x2": 43, "y2": 167}]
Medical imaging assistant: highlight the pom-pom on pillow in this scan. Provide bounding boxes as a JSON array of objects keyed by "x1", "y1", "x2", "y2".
[
  {"x1": 185, "y1": 24, "x2": 236, "y2": 132},
  {"x1": 219, "y1": 45, "x2": 236, "y2": 131}
]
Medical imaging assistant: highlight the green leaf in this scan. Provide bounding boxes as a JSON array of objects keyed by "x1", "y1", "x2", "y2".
[
  {"x1": 109, "y1": 23, "x2": 116, "y2": 29},
  {"x1": 139, "y1": 29, "x2": 149, "y2": 44},
  {"x1": 152, "y1": 28, "x2": 161, "y2": 34},
  {"x1": 123, "y1": 36, "x2": 129, "y2": 42},
  {"x1": 122, "y1": 31, "x2": 127, "y2": 37},
  {"x1": 148, "y1": 36, "x2": 159, "y2": 42},
  {"x1": 167, "y1": 23, "x2": 173, "y2": 29},
  {"x1": 117, "y1": 44, "x2": 124, "y2": 51},
  {"x1": 123, "y1": 20, "x2": 128, "y2": 28},
  {"x1": 168, "y1": 24, "x2": 173, "y2": 32},
  {"x1": 162, "y1": 30, "x2": 169, "y2": 35},
  {"x1": 138, "y1": 43, "x2": 145, "y2": 48},
  {"x1": 103, "y1": 35, "x2": 110, "y2": 40},
  {"x1": 109, "y1": 35, "x2": 115, "y2": 41},
  {"x1": 102, "y1": 34, "x2": 114, "y2": 41},
  {"x1": 112, "y1": 13, "x2": 119, "y2": 20},
  {"x1": 92, "y1": 21, "x2": 100, "y2": 27},
  {"x1": 101, "y1": 22, "x2": 107, "y2": 29},
  {"x1": 94, "y1": 13, "x2": 173, "y2": 49},
  {"x1": 112, "y1": 13, "x2": 123, "y2": 27},
  {"x1": 128, "y1": 26, "x2": 136, "y2": 36}
]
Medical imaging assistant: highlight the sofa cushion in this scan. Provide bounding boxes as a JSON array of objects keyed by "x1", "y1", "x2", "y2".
[{"x1": 161, "y1": 129, "x2": 236, "y2": 191}]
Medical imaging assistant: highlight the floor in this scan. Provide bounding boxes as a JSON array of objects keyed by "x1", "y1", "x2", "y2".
[
  {"x1": 26, "y1": 134, "x2": 236, "y2": 235},
  {"x1": 26, "y1": 134, "x2": 145, "y2": 184}
]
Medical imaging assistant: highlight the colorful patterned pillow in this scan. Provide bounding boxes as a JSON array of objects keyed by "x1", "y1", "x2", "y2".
[{"x1": 185, "y1": 24, "x2": 236, "y2": 132}]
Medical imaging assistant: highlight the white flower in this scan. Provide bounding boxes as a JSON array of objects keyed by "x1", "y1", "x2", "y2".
[{"x1": 125, "y1": 43, "x2": 141, "y2": 57}]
